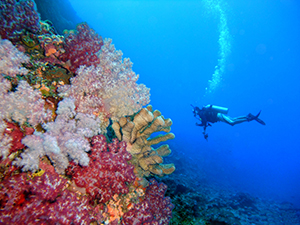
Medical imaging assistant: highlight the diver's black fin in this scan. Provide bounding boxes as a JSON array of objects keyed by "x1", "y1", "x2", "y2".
[
  {"x1": 255, "y1": 110, "x2": 261, "y2": 118},
  {"x1": 255, "y1": 118, "x2": 266, "y2": 125},
  {"x1": 254, "y1": 110, "x2": 266, "y2": 125}
]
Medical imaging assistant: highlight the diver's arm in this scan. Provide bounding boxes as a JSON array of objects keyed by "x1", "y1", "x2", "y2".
[{"x1": 196, "y1": 122, "x2": 204, "y2": 126}]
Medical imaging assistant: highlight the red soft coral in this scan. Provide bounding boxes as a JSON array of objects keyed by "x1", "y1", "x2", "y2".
[
  {"x1": 0, "y1": 172, "x2": 97, "y2": 225},
  {"x1": 67, "y1": 135, "x2": 136, "y2": 203},
  {"x1": 121, "y1": 179, "x2": 174, "y2": 225},
  {"x1": 0, "y1": 0, "x2": 41, "y2": 41},
  {"x1": 144, "y1": 179, "x2": 174, "y2": 224},
  {"x1": 3, "y1": 122, "x2": 34, "y2": 155},
  {"x1": 60, "y1": 23, "x2": 103, "y2": 73}
]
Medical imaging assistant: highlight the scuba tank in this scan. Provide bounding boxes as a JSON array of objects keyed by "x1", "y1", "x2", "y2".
[{"x1": 204, "y1": 104, "x2": 229, "y2": 114}]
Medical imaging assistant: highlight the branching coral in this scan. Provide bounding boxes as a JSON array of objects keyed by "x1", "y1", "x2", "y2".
[{"x1": 112, "y1": 105, "x2": 175, "y2": 178}]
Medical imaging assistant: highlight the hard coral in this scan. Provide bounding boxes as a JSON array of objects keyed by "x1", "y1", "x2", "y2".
[
  {"x1": 60, "y1": 22, "x2": 103, "y2": 73},
  {"x1": 67, "y1": 134, "x2": 136, "y2": 203},
  {"x1": 112, "y1": 105, "x2": 176, "y2": 177},
  {"x1": 0, "y1": 0, "x2": 41, "y2": 41}
]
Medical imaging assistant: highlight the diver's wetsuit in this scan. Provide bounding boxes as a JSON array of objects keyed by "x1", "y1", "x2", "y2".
[
  {"x1": 192, "y1": 104, "x2": 266, "y2": 140},
  {"x1": 198, "y1": 107, "x2": 219, "y2": 124}
]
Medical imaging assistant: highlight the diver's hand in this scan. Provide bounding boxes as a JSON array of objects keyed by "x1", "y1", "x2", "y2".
[{"x1": 204, "y1": 133, "x2": 208, "y2": 140}]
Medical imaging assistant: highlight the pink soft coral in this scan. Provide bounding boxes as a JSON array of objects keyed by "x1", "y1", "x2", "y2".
[
  {"x1": 59, "y1": 38, "x2": 150, "y2": 124},
  {"x1": 0, "y1": 39, "x2": 29, "y2": 77},
  {"x1": 15, "y1": 98, "x2": 101, "y2": 173}
]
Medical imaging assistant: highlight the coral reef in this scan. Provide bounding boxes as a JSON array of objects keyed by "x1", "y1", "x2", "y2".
[
  {"x1": 66, "y1": 134, "x2": 136, "y2": 203},
  {"x1": 121, "y1": 179, "x2": 174, "y2": 225},
  {"x1": 0, "y1": 164, "x2": 174, "y2": 225},
  {"x1": 1, "y1": 80, "x2": 52, "y2": 126},
  {"x1": 144, "y1": 179, "x2": 174, "y2": 224},
  {"x1": 167, "y1": 183, "x2": 300, "y2": 225},
  {"x1": 0, "y1": 39, "x2": 29, "y2": 77},
  {"x1": 59, "y1": 38, "x2": 150, "y2": 127},
  {"x1": 0, "y1": 2, "x2": 175, "y2": 224},
  {"x1": 2, "y1": 122, "x2": 31, "y2": 154},
  {"x1": 112, "y1": 105, "x2": 176, "y2": 177},
  {"x1": 37, "y1": 32, "x2": 66, "y2": 65},
  {"x1": 121, "y1": 201, "x2": 154, "y2": 224},
  {"x1": 0, "y1": 120, "x2": 12, "y2": 161},
  {"x1": 0, "y1": 172, "x2": 97, "y2": 225},
  {"x1": 35, "y1": 0, "x2": 82, "y2": 34},
  {"x1": 0, "y1": 77, "x2": 51, "y2": 159},
  {"x1": 59, "y1": 22, "x2": 103, "y2": 73},
  {"x1": 14, "y1": 98, "x2": 101, "y2": 173}
]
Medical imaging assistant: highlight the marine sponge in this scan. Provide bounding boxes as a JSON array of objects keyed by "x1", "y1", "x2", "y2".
[{"x1": 112, "y1": 105, "x2": 175, "y2": 178}]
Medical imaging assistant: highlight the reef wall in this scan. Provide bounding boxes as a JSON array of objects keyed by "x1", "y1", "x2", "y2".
[{"x1": 0, "y1": 0, "x2": 175, "y2": 224}]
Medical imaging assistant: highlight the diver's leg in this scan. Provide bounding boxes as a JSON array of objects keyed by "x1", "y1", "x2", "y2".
[{"x1": 218, "y1": 114, "x2": 248, "y2": 126}]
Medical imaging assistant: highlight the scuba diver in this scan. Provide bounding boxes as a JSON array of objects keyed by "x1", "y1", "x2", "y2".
[{"x1": 191, "y1": 104, "x2": 266, "y2": 140}]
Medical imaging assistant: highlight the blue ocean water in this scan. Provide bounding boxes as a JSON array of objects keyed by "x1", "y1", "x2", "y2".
[{"x1": 69, "y1": 0, "x2": 300, "y2": 209}]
